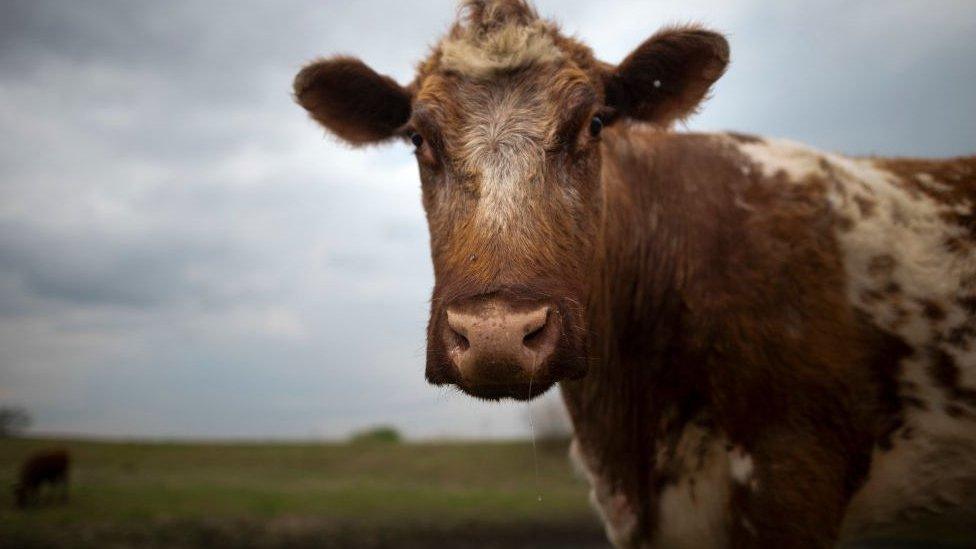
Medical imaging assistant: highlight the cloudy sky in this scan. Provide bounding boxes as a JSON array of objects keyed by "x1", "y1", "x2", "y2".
[{"x1": 1, "y1": 0, "x2": 974, "y2": 440}]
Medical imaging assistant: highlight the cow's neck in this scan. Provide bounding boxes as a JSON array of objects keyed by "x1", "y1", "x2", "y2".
[{"x1": 560, "y1": 129, "x2": 714, "y2": 536}]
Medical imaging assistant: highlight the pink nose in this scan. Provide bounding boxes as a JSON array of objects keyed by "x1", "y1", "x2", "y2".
[{"x1": 444, "y1": 299, "x2": 559, "y2": 386}]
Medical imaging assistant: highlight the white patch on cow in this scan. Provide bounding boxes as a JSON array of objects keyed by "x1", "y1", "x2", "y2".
[
  {"x1": 653, "y1": 424, "x2": 732, "y2": 549},
  {"x1": 733, "y1": 193, "x2": 756, "y2": 212},
  {"x1": 736, "y1": 137, "x2": 827, "y2": 182},
  {"x1": 460, "y1": 86, "x2": 545, "y2": 230},
  {"x1": 915, "y1": 172, "x2": 953, "y2": 193},
  {"x1": 439, "y1": 17, "x2": 562, "y2": 79},
  {"x1": 728, "y1": 447, "x2": 755, "y2": 486},
  {"x1": 842, "y1": 411, "x2": 976, "y2": 539},
  {"x1": 736, "y1": 137, "x2": 976, "y2": 538},
  {"x1": 569, "y1": 438, "x2": 639, "y2": 548}
]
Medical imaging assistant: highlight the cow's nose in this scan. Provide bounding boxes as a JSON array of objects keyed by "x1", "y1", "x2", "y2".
[{"x1": 444, "y1": 300, "x2": 558, "y2": 385}]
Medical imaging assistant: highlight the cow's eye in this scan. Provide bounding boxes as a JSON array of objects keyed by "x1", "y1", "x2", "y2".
[
  {"x1": 589, "y1": 116, "x2": 603, "y2": 137},
  {"x1": 410, "y1": 131, "x2": 424, "y2": 149},
  {"x1": 409, "y1": 130, "x2": 438, "y2": 167}
]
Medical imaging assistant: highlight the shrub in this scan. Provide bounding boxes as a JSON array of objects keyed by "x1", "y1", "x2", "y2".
[
  {"x1": 0, "y1": 406, "x2": 30, "y2": 438},
  {"x1": 350, "y1": 426, "x2": 402, "y2": 444}
]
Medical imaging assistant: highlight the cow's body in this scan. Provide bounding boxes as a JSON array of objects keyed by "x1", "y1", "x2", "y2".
[
  {"x1": 293, "y1": 1, "x2": 976, "y2": 545},
  {"x1": 14, "y1": 448, "x2": 70, "y2": 508},
  {"x1": 563, "y1": 127, "x2": 976, "y2": 546}
]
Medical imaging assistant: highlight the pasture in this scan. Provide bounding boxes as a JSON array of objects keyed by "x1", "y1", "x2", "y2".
[{"x1": 0, "y1": 437, "x2": 606, "y2": 548}]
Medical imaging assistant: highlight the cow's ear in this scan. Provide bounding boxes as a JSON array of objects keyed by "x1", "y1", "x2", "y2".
[
  {"x1": 604, "y1": 26, "x2": 729, "y2": 127},
  {"x1": 294, "y1": 56, "x2": 412, "y2": 145}
]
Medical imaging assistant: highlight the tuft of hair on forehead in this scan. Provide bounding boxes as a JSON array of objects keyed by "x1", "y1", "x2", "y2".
[
  {"x1": 459, "y1": 0, "x2": 538, "y2": 28},
  {"x1": 438, "y1": 0, "x2": 564, "y2": 79}
]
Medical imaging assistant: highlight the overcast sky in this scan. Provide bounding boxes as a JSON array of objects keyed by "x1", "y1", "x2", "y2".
[{"x1": 1, "y1": 0, "x2": 974, "y2": 440}]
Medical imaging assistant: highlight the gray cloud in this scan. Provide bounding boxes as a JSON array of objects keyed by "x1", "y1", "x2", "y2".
[{"x1": 1, "y1": 0, "x2": 974, "y2": 439}]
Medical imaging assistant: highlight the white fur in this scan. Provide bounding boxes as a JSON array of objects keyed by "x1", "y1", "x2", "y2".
[
  {"x1": 728, "y1": 447, "x2": 755, "y2": 487},
  {"x1": 440, "y1": 20, "x2": 563, "y2": 79},
  {"x1": 653, "y1": 425, "x2": 732, "y2": 549},
  {"x1": 460, "y1": 86, "x2": 546, "y2": 230},
  {"x1": 570, "y1": 438, "x2": 640, "y2": 548},
  {"x1": 915, "y1": 172, "x2": 954, "y2": 194}
]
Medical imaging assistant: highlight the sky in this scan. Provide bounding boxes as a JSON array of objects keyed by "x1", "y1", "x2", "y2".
[{"x1": 1, "y1": 0, "x2": 974, "y2": 440}]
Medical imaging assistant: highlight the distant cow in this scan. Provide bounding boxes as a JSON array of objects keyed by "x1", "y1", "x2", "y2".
[
  {"x1": 294, "y1": 0, "x2": 976, "y2": 546},
  {"x1": 13, "y1": 449, "x2": 70, "y2": 508}
]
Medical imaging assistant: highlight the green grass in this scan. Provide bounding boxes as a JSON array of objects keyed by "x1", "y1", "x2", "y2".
[{"x1": 0, "y1": 437, "x2": 607, "y2": 548}]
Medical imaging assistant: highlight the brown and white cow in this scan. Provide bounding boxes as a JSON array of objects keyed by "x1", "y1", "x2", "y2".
[{"x1": 293, "y1": 1, "x2": 976, "y2": 546}]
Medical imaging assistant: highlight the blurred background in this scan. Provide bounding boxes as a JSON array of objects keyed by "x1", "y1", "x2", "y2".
[{"x1": 1, "y1": 0, "x2": 975, "y2": 547}]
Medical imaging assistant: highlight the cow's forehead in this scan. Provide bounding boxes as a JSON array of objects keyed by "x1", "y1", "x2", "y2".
[
  {"x1": 414, "y1": 68, "x2": 596, "y2": 230},
  {"x1": 415, "y1": 66, "x2": 593, "y2": 136}
]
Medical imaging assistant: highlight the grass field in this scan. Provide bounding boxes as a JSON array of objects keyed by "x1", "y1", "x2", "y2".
[{"x1": 0, "y1": 437, "x2": 607, "y2": 548}]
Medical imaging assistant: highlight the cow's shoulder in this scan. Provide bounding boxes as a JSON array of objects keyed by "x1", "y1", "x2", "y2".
[
  {"x1": 728, "y1": 136, "x2": 976, "y2": 536},
  {"x1": 727, "y1": 136, "x2": 975, "y2": 347}
]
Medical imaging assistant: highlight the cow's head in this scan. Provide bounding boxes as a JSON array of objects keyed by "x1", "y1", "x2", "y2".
[{"x1": 295, "y1": 0, "x2": 728, "y2": 400}]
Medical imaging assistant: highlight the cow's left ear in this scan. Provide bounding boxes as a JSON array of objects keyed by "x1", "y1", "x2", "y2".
[{"x1": 604, "y1": 26, "x2": 729, "y2": 127}]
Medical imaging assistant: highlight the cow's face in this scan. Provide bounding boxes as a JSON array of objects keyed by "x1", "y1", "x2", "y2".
[
  {"x1": 405, "y1": 62, "x2": 603, "y2": 400},
  {"x1": 295, "y1": 0, "x2": 728, "y2": 400}
]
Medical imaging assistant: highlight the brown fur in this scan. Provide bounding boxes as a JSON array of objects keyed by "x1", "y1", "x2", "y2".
[
  {"x1": 294, "y1": 1, "x2": 975, "y2": 546},
  {"x1": 294, "y1": 57, "x2": 411, "y2": 145},
  {"x1": 557, "y1": 128, "x2": 881, "y2": 546},
  {"x1": 605, "y1": 26, "x2": 730, "y2": 127}
]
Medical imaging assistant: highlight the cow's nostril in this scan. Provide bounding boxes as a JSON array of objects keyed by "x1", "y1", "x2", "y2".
[
  {"x1": 445, "y1": 311, "x2": 471, "y2": 352},
  {"x1": 522, "y1": 321, "x2": 547, "y2": 348},
  {"x1": 521, "y1": 307, "x2": 550, "y2": 349},
  {"x1": 452, "y1": 328, "x2": 470, "y2": 351},
  {"x1": 523, "y1": 325, "x2": 544, "y2": 345}
]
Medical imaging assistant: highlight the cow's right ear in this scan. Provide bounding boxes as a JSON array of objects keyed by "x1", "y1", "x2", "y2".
[{"x1": 293, "y1": 56, "x2": 412, "y2": 146}]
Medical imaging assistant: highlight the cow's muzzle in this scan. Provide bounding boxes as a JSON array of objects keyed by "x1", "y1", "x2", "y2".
[{"x1": 426, "y1": 290, "x2": 586, "y2": 400}]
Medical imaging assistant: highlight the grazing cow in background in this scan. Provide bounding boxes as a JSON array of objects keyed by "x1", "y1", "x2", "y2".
[
  {"x1": 294, "y1": 0, "x2": 976, "y2": 546},
  {"x1": 13, "y1": 449, "x2": 70, "y2": 508}
]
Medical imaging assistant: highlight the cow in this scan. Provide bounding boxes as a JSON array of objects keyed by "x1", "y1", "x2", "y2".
[
  {"x1": 293, "y1": 1, "x2": 976, "y2": 546},
  {"x1": 13, "y1": 449, "x2": 70, "y2": 508}
]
